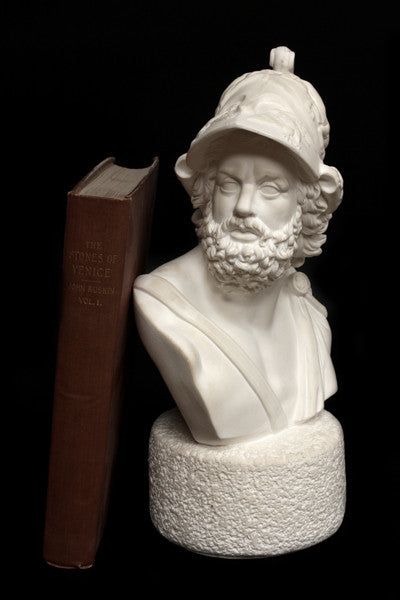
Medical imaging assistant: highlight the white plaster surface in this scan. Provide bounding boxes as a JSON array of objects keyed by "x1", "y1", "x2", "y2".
[
  {"x1": 134, "y1": 47, "x2": 344, "y2": 447},
  {"x1": 149, "y1": 408, "x2": 346, "y2": 557}
]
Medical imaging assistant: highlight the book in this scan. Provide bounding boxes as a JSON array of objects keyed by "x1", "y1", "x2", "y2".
[{"x1": 43, "y1": 156, "x2": 159, "y2": 569}]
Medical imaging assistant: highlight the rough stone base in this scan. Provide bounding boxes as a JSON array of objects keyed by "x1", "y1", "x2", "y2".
[{"x1": 149, "y1": 408, "x2": 346, "y2": 558}]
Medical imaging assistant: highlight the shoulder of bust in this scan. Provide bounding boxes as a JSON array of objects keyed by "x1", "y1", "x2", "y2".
[
  {"x1": 141, "y1": 246, "x2": 206, "y2": 293},
  {"x1": 285, "y1": 271, "x2": 328, "y2": 318}
]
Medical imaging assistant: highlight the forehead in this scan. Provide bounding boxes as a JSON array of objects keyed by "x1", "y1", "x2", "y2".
[{"x1": 216, "y1": 150, "x2": 296, "y2": 181}]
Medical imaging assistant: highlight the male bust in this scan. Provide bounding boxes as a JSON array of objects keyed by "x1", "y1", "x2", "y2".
[{"x1": 134, "y1": 47, "x2": 343, "y2": 446}]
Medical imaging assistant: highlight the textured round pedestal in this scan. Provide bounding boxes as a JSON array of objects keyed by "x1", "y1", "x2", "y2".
[{"x1": 149, "y1": 408, "x2": 346, "y2": 558}]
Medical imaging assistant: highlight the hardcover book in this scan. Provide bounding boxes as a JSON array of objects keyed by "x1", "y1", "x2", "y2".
[{"x1": 43, "y1": 156, "x2": 159, "y2": 568}]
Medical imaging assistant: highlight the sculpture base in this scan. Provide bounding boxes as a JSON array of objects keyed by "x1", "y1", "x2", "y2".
[{"x1": 149, "y1": 408, "x2": 346, "y2": 558}]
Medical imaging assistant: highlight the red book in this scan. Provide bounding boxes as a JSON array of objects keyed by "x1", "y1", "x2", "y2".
[{"x1": 43, "y1": 156, "x2": 159, "y2": 568}]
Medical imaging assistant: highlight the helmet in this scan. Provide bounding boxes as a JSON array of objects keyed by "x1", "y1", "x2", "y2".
[{"x1": 176, "y1": 47, "x2": 343, "y2": 214}]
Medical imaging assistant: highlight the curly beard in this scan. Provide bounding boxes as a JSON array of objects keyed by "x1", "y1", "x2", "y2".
[{"x1": 195, "y1": 202, "x2": 303, "y2": 293}]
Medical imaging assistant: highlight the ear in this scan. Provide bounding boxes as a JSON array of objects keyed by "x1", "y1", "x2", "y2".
[
  {"x1": 174, "y1": 154, "x2": 196, "y2": 196},
  {"x1": 319, "y1": 164, "x2": 344, "y2": 214}
]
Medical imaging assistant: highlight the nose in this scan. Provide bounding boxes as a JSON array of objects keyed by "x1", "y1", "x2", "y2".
[{"x1": 233, "y1": 184, "x2": 255, "y2": 217}]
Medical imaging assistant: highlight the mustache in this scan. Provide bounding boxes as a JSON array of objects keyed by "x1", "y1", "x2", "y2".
[{"x1": 221, "y1": 216, "x2": 268, "y2": 237}]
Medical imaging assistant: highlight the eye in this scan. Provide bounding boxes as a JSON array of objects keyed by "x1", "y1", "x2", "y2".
[
  {"x1": 217, "y1": 178, "x2": 240, "y2": 194},
  {"x1": 259, "y1": 183, "x2": 280, "y2": 198}
]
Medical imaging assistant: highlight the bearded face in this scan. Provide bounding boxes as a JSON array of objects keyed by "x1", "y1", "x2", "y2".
[
  {"x1": 196, "y1": 200, "x2": 303, "y2": 293},
  {"x1": 194, "y1": 148, "x2": 305, "y2": 293}
]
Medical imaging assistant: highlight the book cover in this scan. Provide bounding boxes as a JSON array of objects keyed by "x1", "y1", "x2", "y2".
[{"x1": 43, "y1": 156, "x2": 159, "y2": 568}]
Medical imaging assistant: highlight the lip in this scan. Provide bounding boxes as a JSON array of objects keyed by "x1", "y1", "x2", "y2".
[{"x1": 229, "y1": 229, "x2": 258, "y2": 242}]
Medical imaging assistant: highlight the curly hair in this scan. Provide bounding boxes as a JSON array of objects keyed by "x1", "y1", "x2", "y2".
[{"x1": 190, "y1": 167, "x2": 330, "y2": 269}]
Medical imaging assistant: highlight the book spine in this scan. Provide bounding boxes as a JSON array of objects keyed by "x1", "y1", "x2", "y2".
[
  {"x1": 43, "y1": 195, "x2": 134, "y2": 568},
  {"x1": 43, "y1": 159, "x2": 158, "y2": 568}
]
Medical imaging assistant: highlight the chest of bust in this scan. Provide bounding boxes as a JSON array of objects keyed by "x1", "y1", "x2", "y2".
[{"x1": 207, "y1": 295, "x2": 299, "y2": 411}]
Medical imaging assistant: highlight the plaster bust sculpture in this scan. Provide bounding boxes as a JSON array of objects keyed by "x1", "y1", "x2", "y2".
[
  {"x1": 134, "y1": 46, "x2": 343, "y2": 447},
  {"x1": 135, "y1": 47, "x2": 346, "y2": 557}
]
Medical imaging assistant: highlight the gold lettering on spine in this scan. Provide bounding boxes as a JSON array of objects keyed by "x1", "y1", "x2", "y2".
[
  {"x1": 78, "y1": 297, "x2": 103, "y2": 307},
  {"x1": 66, "y1": 240, "x2": 119, "y2": 307},
  {"x1": 71, "y1": 265, "x2": 111, "y2": 278}
]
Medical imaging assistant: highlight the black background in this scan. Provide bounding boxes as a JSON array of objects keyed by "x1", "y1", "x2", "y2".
[{"x1": 6, "y1": 1, "x2": 396, "y2": 596}]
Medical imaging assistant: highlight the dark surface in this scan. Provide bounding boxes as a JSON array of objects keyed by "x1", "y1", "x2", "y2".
[{"x1": 6, "y1": 1, "x2": 395, "y2": 595}]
